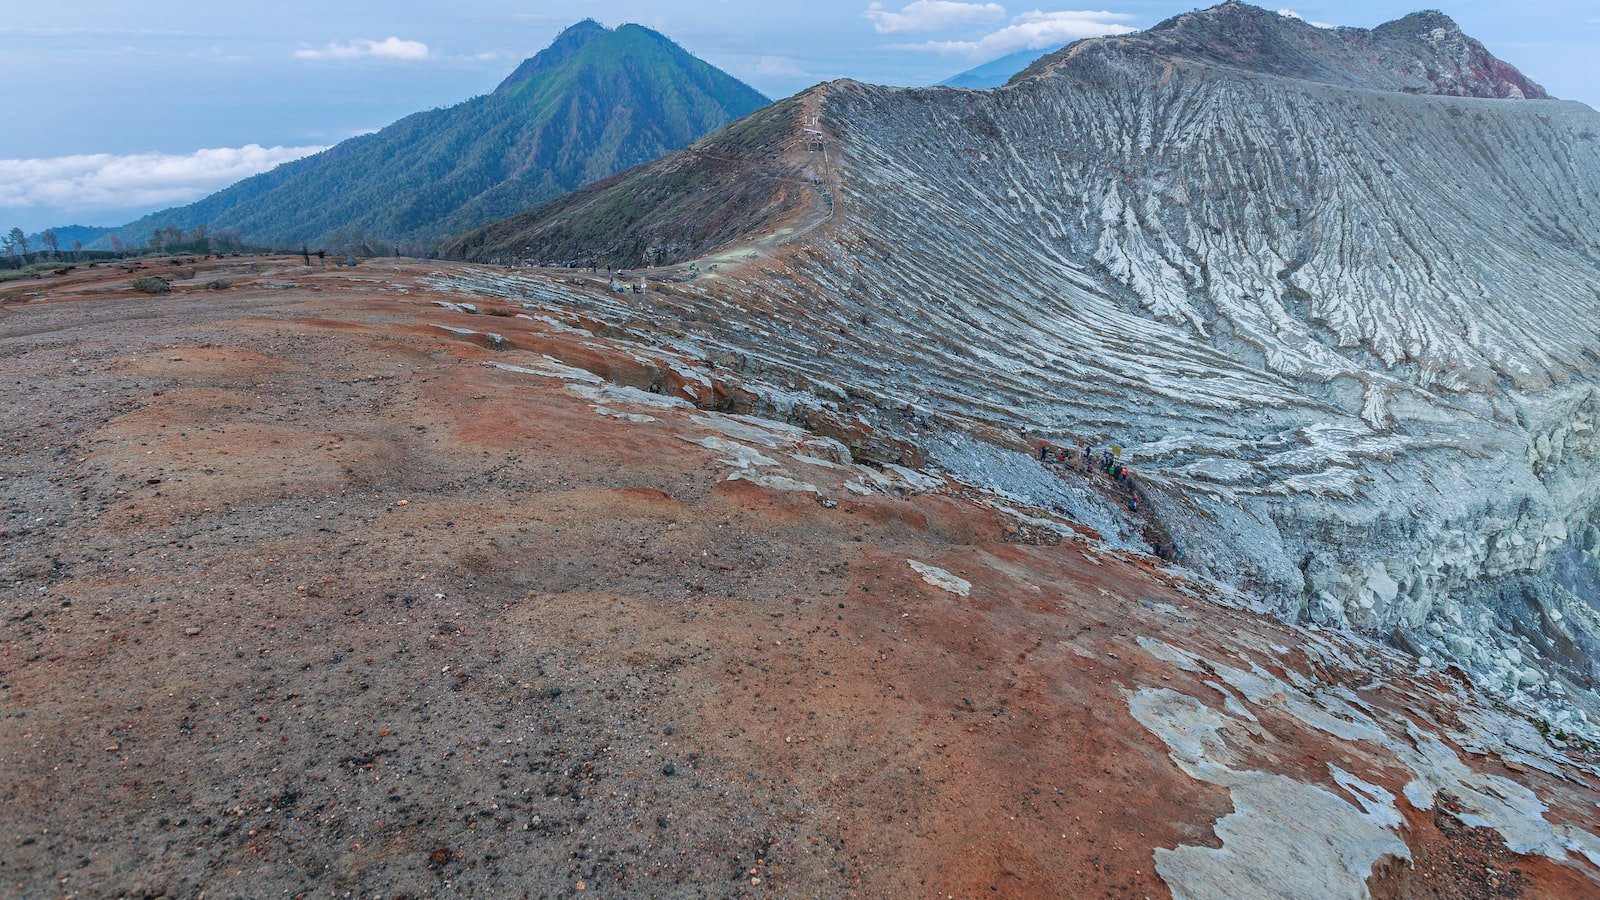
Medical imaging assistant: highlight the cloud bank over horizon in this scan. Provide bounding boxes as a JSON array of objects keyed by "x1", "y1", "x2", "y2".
[
  {"x1": 294, "y1": 36, "x2": 431, "y2": 61},
  {"x1": 867, "y1": 4, "x2": 1137, "y2": 61},
  {"x1": 0, "y1": 145, "x2": 326, "y2": 232}
]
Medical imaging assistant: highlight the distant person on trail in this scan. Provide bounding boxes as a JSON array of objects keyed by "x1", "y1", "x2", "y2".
[
  {"x1": 1039, "y1": 443, "x2": 1050, "y2": 461},
  {"x1": 316, "y1": 249, "x2": 326, "y2": 266},
  {"x1": 300, "y1": 246, "x2": 311, "y2": 266},
  {"x1": 1129, "y1": 493, "x2": 1140, "y2": 512}
]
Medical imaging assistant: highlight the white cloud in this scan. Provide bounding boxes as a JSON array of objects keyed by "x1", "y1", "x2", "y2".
[
  {"x1": 1277, "y1": 9, "x2": 1335, "y2": 30},
  {"x1": 0, "y1": 145, "x2": 326, "y2": 212},
  {"x1": 864, "y1": 1, "x2": 1006, "y2": 34},
  {"x1": 755, "y1": 55, "x2": 809, "y2": 78},
  {"x1": 891, "y1": 9, "x2": 1137, "y2": 58},
  {"x1": 294, "y1": 36, "x2": 430, "y2": 61}
]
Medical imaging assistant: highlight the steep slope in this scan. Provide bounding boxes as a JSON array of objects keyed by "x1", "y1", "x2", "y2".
[
  {"x1": 938, "y1": 47, "x2": 1062, "y2": 89},
  {"x1": 438, "y1": 3, "x2": 1600, "y2": 734},
  {"x1": 103, "y1": 21, "x2": 768, "y2": 251},
  {"x1": 439, "y1": 96, "x2": 815, "y2": 266}
]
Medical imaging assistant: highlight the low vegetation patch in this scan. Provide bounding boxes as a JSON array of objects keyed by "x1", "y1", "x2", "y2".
[
  {"x1": 0, "y1": 262, "x2": 72, "y2": 283},
  {"x1": 130, "y1": 276, "x2": 171, "y2": 294}
]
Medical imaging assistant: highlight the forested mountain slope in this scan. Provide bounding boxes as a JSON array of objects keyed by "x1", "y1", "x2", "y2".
[{"x1": 103, "y1": 21, "x2": 767, "y2": 251}]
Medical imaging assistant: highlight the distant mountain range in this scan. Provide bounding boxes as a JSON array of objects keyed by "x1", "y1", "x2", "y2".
[
  {"x1": 937, "y1": 47, "x2": 1062, "y2": 89},
  {"x1": 98, "y1": 20, "x2": 767, "y2": 252},
  {"x1": 24, "y1": 224, "x2": 115, "y2": 252}
]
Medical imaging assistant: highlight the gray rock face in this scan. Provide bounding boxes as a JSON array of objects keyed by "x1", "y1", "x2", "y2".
[
  {"x1": 445, "y1": 4, "x2": 1600, "y2": 732},
  {"x1": 1016, "y1": 2, "x2": 1549, "y2": 99}
]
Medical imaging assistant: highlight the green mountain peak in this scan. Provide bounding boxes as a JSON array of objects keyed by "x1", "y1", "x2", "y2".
[
  {"x1": 102, "y1": 21, "x2": 769, "y2": 253},
  {"x1": 494, "y1": 19, "x2": 612, "y2": 94}
]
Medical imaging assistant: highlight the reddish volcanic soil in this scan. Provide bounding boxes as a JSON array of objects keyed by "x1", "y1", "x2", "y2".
[{"x1": 3, "y1": 256, "x2": 1598, "y2": 898}]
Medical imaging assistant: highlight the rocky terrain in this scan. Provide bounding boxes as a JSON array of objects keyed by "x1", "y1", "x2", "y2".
[
  {"x1": 443, "y1": 3, "x2": 1600, "y2": 738},
  {"x1": 3, "y1": 255, "x2": 1600, "y2": 896}
]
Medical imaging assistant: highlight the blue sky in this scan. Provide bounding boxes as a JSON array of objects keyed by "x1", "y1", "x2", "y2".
[{"x1": 2, "y1": 1, "x2": 1596, "y2": 234}]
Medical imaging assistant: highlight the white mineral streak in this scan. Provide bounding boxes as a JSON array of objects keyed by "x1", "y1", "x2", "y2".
[
  {"x1": 491, "y1": 358, "x2": 603, "y2": 384},
  {"x1": 1130, "y1": 635, "x2": 1600, "y2": 896},
  {"x1": 1127, "y1": 687, "x2": 1409, "y2": 898},
  {"x1": 568, "y1": 383, "x2": 692, "y2": 409},
  {"x1": 907, "y1": 560, "x2": 972, "y2": 596},
  {"x1": 726, "y1": 470, "x2": 822, "y2": 493},
  {"x1": 689, "y1": 435, "x2": 779, "y2": 470},
  {"x1": 430, "y1": 323, "x2": 503, "y2": 348},
  {"x1": 592, "y1": 407, "x2": 656, "y2": 423}
]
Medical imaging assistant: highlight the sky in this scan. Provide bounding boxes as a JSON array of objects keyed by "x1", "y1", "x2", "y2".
[{"x1": 2, "y1": 0, "x2": 1596, "y2": 235}]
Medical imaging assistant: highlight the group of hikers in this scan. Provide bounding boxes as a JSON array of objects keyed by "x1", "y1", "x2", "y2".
[
  {"x1": 299, "y1": 247, "x2": 357, "y2": 267},
  {"x1": 1027, "y1": 431, "x2": 1183, "y2": 562},
  {"x1": 608, "y1": 270, "x2": 646, "y2": 293},
  {"x1": 1035, "y1": 438, "x2": 1142, "y2": 513}
]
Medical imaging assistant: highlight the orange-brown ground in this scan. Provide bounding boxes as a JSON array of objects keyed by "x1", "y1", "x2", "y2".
[{"x1": 3, "y1": 256, "x2": 1599, "y2": 897}]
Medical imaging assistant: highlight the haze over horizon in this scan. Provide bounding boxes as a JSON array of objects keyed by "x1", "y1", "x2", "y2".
[{"x1": 2, "y1": 0, "x2": 1596, "y2": 234}]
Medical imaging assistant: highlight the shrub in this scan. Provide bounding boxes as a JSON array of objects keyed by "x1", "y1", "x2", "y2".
[
  {"x1": 130, "y1": 276, "x2": 171, "y2": 294},
  {"x1": 0, "y1": 262, "x2": 70, "y2": 283},
  {"x1": 204, "y1": 279, "x2": 232, "y2": 291}
]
